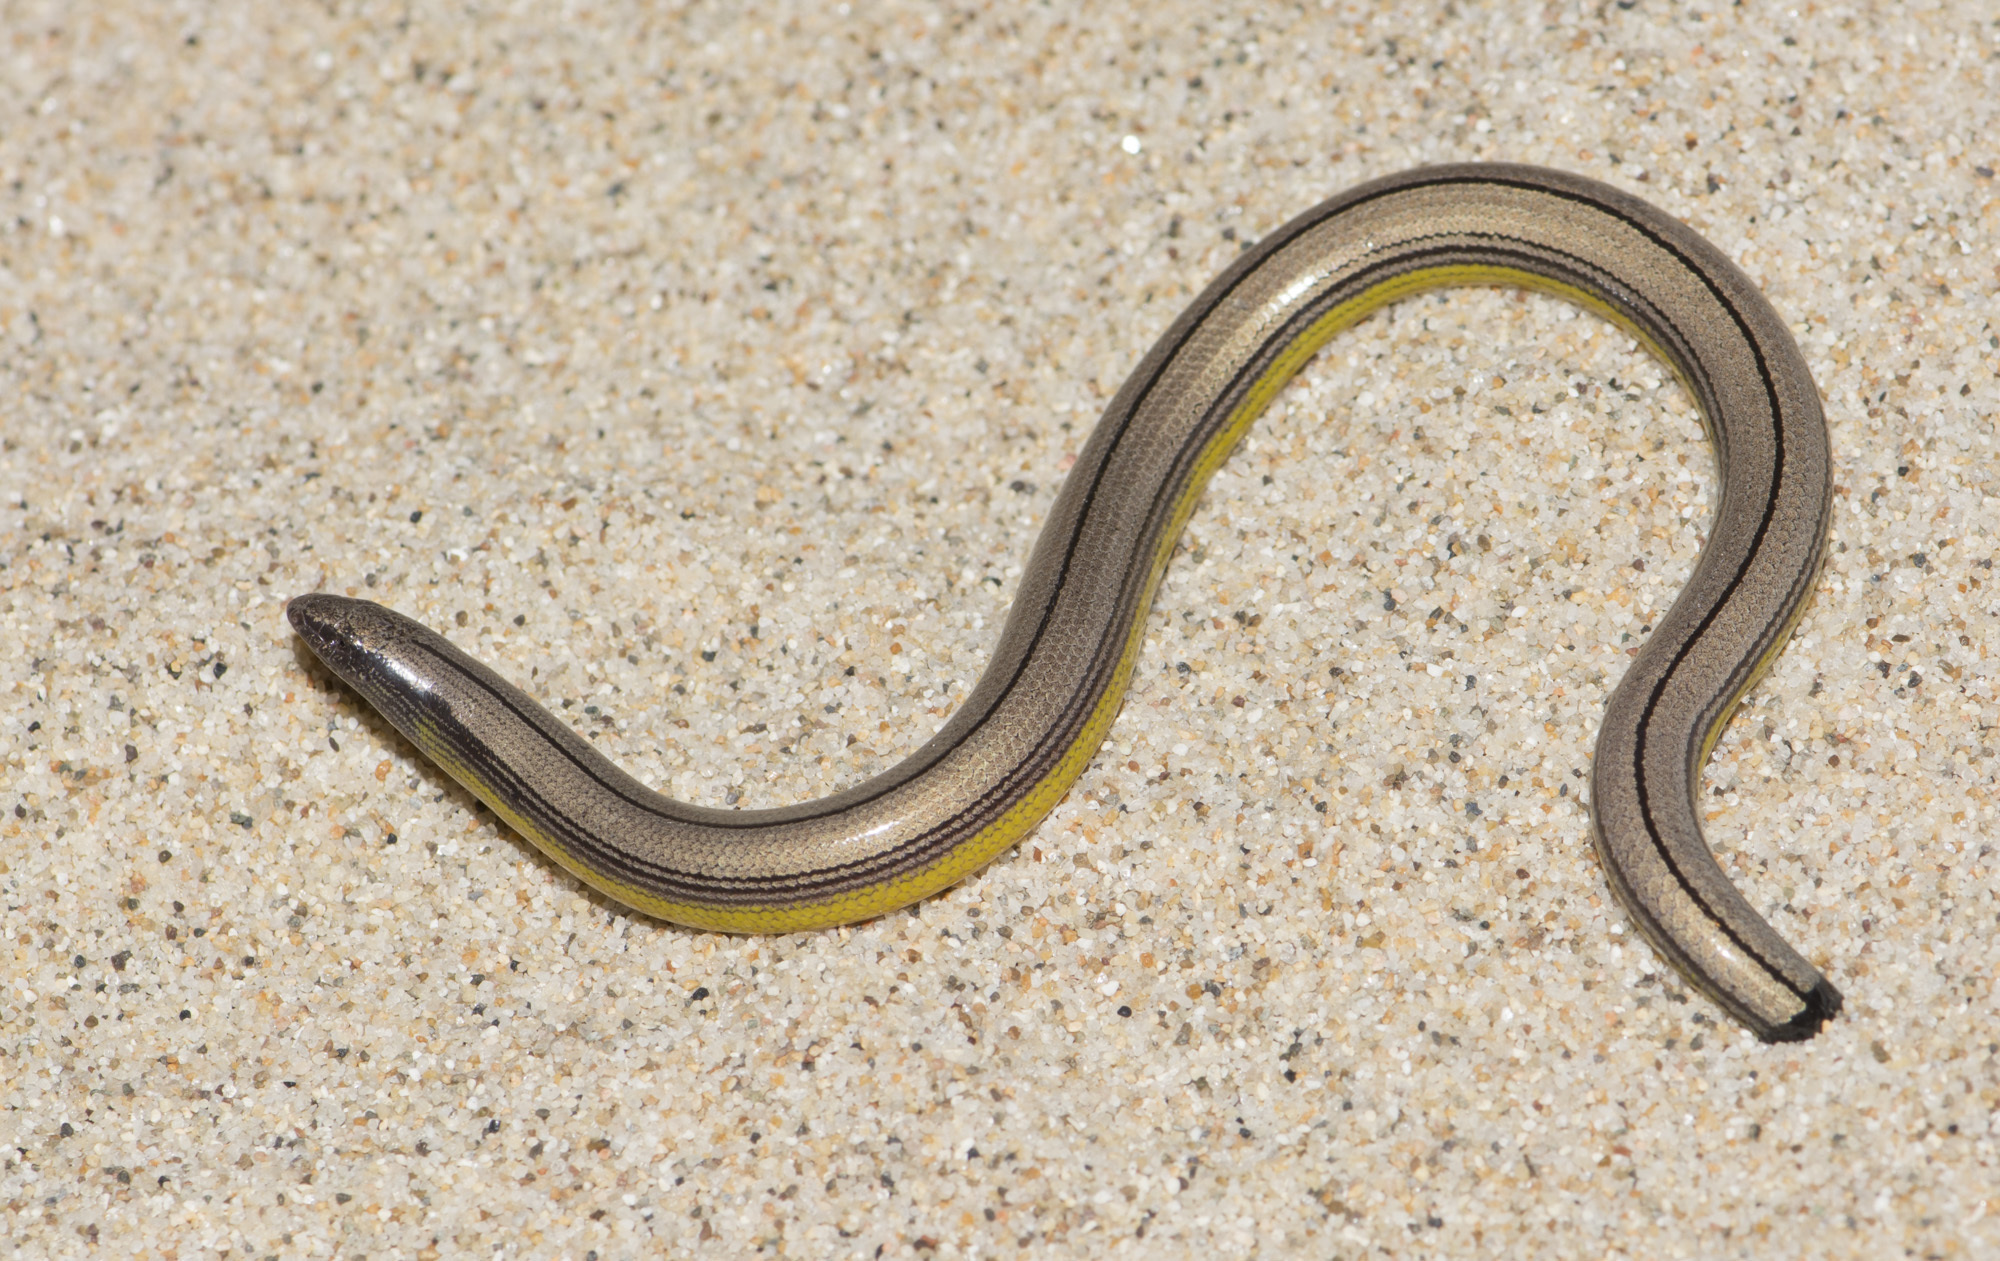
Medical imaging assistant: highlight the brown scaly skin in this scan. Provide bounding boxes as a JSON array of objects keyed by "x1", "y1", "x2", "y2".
[{"x1": 292, "y1": 164, "x2": 1838, "y2": 1041}]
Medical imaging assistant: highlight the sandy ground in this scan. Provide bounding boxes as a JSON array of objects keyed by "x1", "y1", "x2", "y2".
[{"x1": 4, "y1": 1, "x2": 1999, "y2": 1256}]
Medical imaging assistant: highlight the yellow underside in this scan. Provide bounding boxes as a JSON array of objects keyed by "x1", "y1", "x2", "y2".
[{"x1": 426, "y1": 263, "x2": 1734, "y2": 933}]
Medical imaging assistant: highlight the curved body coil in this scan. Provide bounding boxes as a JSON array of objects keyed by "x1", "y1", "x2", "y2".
[{"x1": 291, "y1": 165, "x2": 1837, "y2": 1041}]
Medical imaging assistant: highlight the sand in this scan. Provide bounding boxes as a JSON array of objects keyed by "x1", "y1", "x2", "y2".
[{"x1": 3, "y1": 1, "x2": 1997, "y2": 1256}]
